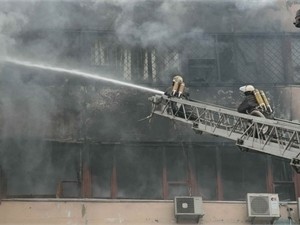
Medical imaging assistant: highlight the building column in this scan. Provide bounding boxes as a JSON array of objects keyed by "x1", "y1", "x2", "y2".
[
  {"x1": 216, "y1": 148, "x2": 224, "y2": 200},
  {"x1": 81, "y1": 145, "x2": 92, "y2": 198},
  {"x1": 111, "y1": 148, "x2": 118, "y2": 199},
  {"x1": 266, "y1": 156, "x2": 274, "y2": 193},
  {"x1": 293, "y1": 172, "x2": 300, "y2": 199},
  {"x1": 162, "y1": 148, "x2": 168, "y2": 199}
]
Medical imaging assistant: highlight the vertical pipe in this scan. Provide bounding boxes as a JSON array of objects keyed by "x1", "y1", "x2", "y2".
[
  {"x1": 162, "y1": 148, "x2": 168, "y2": 199},
  {"x1": 266, "y1": 156, "x2": 274, "y2": 193},
  {"x1": 81, "y1": 143, "x2": 92, "y2": 198},
  {"x1": 186, "y1": 148, "x2": 199, "y2": 196},
  {"x1": 293, "y1": 172, "x2": 300, "y2": 199},
  {"x1": 111, "y1": 147, "x2": 118, "y2": 199},
  {"x1": 216, "y1": 147, "x2": 224, "y2": 200},
  {"x1": 81, "y1": 163, "x2": 92, "y2": 198}
]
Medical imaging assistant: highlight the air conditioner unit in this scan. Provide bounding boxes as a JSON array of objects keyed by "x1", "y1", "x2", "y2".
[
  {"x1": 174, "y1": 196, "x2": 204, "y2": 223},
  {"x1": 247, "y1": 193, "x2": 280, "y2": 222}
]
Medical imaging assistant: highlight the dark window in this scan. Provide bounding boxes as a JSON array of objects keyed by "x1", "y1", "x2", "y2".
[
  {"x1": 194, "y1": 146, "x2": 217, "y2": 200},
  {"x1": 116, "y1": 145, "x2": 162, "y2": 199},
  {"x1": 90, "y1": 144, "x2": 114, "y2": 198},
  {"x1": 188, "y1": 59, "x2": 217, "y2": 84},
  {"x1": 272, "y1": 158, "x2": 295, "y2": 201},
  {"x1": 165, "y1": 146, "x2": 190, "y2": 199},
  {"x1": 222, "y1": 146, "x2": 267, "y2": 200}
]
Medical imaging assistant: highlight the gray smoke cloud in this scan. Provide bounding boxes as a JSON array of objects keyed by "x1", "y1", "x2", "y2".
[
  {"x1": 0, "y1": 0, "x2": 297, "y2": 58},
  {"x1": 0, "y1": 3, "x2": 28, "y2": 56},
  {"x1": 0, "y1": 72, "x2": 57, "y2": 138},
  {"x1": 113, "y1": 0, "x2": 296, "y2": 48}
]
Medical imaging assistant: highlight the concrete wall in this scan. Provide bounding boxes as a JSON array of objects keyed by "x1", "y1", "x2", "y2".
[
  {"x1": 277, "y1": 86, "x2": 300, "y2": 121},
  {"x1": 290, "y1": 87, "x2": 300, "y2": 121},
  {"x1": 0, "y1": 199, "x2": 298, "y2": 225}
]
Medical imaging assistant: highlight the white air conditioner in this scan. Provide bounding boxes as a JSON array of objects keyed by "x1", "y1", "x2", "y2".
[
  {"x1": 174, "y1": 196, "x2": 204, "y2": 223},
  {"x1": 247, "y1": 193, "x2": 280, "y2": 220}
]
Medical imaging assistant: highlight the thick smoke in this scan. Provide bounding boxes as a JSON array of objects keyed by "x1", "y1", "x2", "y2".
[
  {"x1": 0, "y1": 0, "x2": 297, "y2": 58},
  {"x1": 0, "y1": 3, "x2": 28, "y2": 56},
  {"x1": 114, "y1": 0, "x2": 296, "y2": 47}
]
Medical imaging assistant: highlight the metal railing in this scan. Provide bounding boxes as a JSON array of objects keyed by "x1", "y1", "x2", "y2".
[{"x1": 149, "y1": 94, "x2": 300, "y2": 167}]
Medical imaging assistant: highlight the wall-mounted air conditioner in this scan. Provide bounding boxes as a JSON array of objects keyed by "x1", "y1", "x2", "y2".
[
  {"x1": 247, "y1": 193, "x2": 280, "y2": 223},
  {"x1": 174, "y1": 196, "x2": 204, "y2": 223}
]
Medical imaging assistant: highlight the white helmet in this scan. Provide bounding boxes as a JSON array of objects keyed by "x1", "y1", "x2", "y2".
[
  {"x1": 173, "y1": 75, "x2": 183, "y2": 83},
  {"x1": 239, "y1": 85, "x2": 255, "y2": 93}
]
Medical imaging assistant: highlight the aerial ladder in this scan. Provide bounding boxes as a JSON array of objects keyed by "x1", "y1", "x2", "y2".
[{"x1": 148, "y1": 94, "x2": 300, "y2": 172}]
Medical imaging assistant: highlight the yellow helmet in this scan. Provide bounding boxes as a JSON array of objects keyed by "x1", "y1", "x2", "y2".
[{"x1": 173, "y1": 75, "x2": 183, "y2": 83}]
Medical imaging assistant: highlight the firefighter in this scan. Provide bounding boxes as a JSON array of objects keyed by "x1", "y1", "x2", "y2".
[
  {"x1": 237, "y1": 85, "x2": 259, "y2": 114},
  {"x1": 164, "y1": 75, "x2": 197, "y2": 120},
  {"x1": 294, "y1": 9, "x2": 300, "y2": 28},
  {"x1": 164, "y1": 75, "x2": 190, "y2": 100}
]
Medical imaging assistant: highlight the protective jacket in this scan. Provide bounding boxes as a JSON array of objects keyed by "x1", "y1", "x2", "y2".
[
  {"x1": 237, "y1": 93, "x2": 258, "y2": 114},
  {"x1": 164, "y1": 86, "x2": 190, "y2": 100},
  {"x1": 164, "y1": 86, "x2": 196, "y2": 119}
]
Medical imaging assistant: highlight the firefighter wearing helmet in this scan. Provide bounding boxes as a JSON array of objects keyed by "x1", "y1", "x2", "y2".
[
  {"x1": 164, "y1": 75, "x2": 189, "y2": 99},
  {"x1": 173, "y1": 75, "x2": 183, "y2": 83},
  {"x1": 163, "y1": 74, "x2": 203, "y2": 121},
  {"x1": 238, "y1": 84, "x2": 274, "y2": 119},
  {"x1": 164, "y1": 74, "x2": 194, "y2": 119},
  {"x1": 237, "y1": 85, "x2": 258, "y2": 114}
]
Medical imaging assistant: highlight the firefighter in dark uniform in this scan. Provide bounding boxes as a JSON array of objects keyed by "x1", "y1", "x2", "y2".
[
  {"x1": 238, "y1": 84, "x2": 275, "y2": 137},
  {"x1": 164, "y1": 75, "x2": 196, "y2": 120},
  {"x1": 237, "y1": 85, "x2": 259, "y2": 114}
]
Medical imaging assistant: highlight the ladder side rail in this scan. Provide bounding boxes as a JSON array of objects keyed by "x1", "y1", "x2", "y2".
[
  {"x1": 152, "y1": 107, "x2": 300, "y2": 159},
  {"x1": 237, "y1": 139, "x2": 299, "y2": 160},
  {"x1": 236, "y1": 121, "x2": 300, "y2": 156},
  {"x1": 150, "y1": 95, "x2": 300, "y2": 160},
  {"x1": 161, "y1": 95, "x2": 300, "y2": 130},
  {"x1": 153, "y1": 97, "x2": 300, "y2": 139},
  {"x1": 153, "y1": 102, "x2": 251, "y2": 141},
  {"x1": 149, "y1": 94, "x2": 300, "y2": 172}
]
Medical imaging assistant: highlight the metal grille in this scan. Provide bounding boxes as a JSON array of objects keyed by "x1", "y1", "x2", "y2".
[
  {"x1": 123, "y1": 48, "x2": 132, "y2": 80},
  {"x1": 153, "y1": 47, "x2": 180, "y2": 82},
  {"x1": 143, "y1": 49, "x2": 158, "y2": 82},
  {"x1": 263, "y1": 38, "x2": 284, "y2": 83},
  {"x1": 291, "y1": 36, "x2": 300, "y2": 83},
  {"x1": 250, "y1": 196, "x2": 270, "y2": 215},
  {"x1": 235, "y1": 37, "x2": 258, "y2": 83},
  {"x1": 176, "y1": 197, "x2": 195, "y2": 214},
  {"x1": 86, "y1": 32, "x2": 300, "y2": 86},
  {"x1": 90, "y1": 35, "x2": 124, "y2": 80},
  {"x1": 93, "y1": 39, "x2": 105, "y2": 66}
]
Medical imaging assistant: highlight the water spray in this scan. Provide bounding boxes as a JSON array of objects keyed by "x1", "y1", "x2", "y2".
[{"x1": 2, "y1": 57, "x2": 164, "y2": 95}]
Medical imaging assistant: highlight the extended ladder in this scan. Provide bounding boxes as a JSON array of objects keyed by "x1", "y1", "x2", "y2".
[{"x1": 149, "y1": 94, "x2": 300, "y2": 172}]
